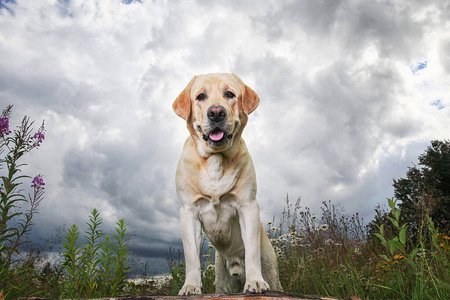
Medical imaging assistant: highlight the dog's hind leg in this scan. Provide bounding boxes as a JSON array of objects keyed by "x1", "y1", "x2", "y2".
[
  {"x1": 214, "y1": 251, "x2": 244, "y2": 293},
  {"x1": 214, "y1": 251, "x2": 231, "y2": 293}
]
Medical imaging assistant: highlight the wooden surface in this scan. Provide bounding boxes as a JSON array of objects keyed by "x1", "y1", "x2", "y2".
[{"x1": 20, "y1": 291, "x2": 343, "y2": 300}]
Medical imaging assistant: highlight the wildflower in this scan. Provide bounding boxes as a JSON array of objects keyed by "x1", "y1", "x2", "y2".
[
  {"x1": 202, "y1": 264, "x2": 215, "y2": 277},
  {"x1": 376, "y1": 261, "x2": 391, "y2": 273},
  {"x1": 393, "y1": 254, "x2": 406, "y2": 260},
  {"x1": 0, "y1": 117, "x2": 11, "y2": 135},
  {"x1": 311, "y1": 215, "x2": 317, "y2": 220},
  {"x1": 31, "y1": 175, "x2": 45, "y2": 189},
  {"x1": 319, "y1": 224, "x2": 329, "y2": 231},
  {"x1": 31, "y1": 131, "x2": 45, "y2": 146},
  {"x1": 417, "y1": 249, "x2": 426, "y2": 257},
  {"x1": 325, "y1": 238, "x2": 333, "y2": 245}
]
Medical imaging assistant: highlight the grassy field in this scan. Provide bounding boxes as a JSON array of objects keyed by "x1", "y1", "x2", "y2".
[{"x1": 1, "y1": 196, "x2": 450, "y2": 299}]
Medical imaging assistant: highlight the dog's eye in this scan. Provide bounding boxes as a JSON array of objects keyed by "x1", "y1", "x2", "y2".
[
  {"x1": 196, "y1": 93, "x2": 206, "y2": 101},
  {"x1": 225, "y1": 91, "x2": 235, "y2": 99}
]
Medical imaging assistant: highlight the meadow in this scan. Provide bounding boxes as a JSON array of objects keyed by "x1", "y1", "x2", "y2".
[{"x1": 1, "y1": 105, "x2": 449, "y2": 299}]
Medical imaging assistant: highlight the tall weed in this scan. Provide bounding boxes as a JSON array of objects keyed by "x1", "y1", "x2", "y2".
[
  {"x1": 60, "y1": 209, "x2": 131, "y2": 298},
  {"x1": 0, "y1": 105, "x2": 45, "y2": 299}
]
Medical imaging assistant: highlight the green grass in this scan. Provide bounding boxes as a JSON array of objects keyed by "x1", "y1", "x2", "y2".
[
  {"x1": 265, "y1": 196, "x2": 450, "y2": 299},
  {"x1": 1, "y1": 196, "x2": 449, "y2": 299}
]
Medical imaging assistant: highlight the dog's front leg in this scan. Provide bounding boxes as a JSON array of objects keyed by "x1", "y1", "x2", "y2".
[
  {"x1": 238, "y1": 201, "x2": 270, "y2": 293},
  {"x1": 179, "y1": 206, "x2": 202, "y2": 295}
]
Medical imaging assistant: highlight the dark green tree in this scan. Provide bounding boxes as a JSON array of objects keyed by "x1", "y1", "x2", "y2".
[{"x1": 393, "y1": 140, "x2": 450, "y2": 243}]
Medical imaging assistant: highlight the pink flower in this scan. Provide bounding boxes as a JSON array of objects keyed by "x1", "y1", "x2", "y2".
[
  {"x1": 31, "y1": 175, "x2": 45, "y2": 189},
  {"x1": 30, "y1": 131, "x2": 45, "y2": 146},
  {"x1": 0, "y1": 117, "x2": 11, "y2": 135}
]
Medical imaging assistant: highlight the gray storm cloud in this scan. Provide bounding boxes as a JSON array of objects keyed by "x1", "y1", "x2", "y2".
[{"x1": 1, "y1": 0, "x2": 449, "y2": 274}]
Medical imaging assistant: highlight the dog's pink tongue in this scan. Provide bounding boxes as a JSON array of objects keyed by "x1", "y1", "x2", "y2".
[{"x1": 210, "y1": 131, "x2": 224, "y2": 141}]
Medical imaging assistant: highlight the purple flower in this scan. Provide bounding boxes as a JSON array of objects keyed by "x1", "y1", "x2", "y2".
[
  {"x1": 31, "y1": 175, "x2": 45, "y2": 189},
  {"x1": 31, "y1": 131, "x2": 45, "y2": 146},
  {"x1": 0, "y1": 117, "x2": 11, "y2": 135}
]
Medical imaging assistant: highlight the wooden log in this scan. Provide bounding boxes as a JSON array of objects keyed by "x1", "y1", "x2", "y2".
[{"x1": 20, "y1": 291, "x2": 344, "y2": 300}]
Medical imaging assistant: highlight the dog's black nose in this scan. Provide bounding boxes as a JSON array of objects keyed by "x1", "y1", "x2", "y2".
[{"x1": 207, "y1": 105, "x2": 227, "y2": 123}]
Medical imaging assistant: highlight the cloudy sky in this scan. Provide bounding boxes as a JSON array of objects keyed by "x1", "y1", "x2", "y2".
[{"x1": 1, "y1": 0, "x2": 449, "y2": 275}]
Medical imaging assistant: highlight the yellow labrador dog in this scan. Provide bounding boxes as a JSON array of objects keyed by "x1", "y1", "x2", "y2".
[{"x1": 173, "y1": 73, "x2": 282, "y2": 295}]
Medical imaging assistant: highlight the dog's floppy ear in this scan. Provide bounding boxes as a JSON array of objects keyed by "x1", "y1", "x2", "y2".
[
  {"x1": 232, "y1": 73, "x2": 260, "y2": 115},
  {"x1": 173, "y1": 76, "x2": 196, "y2": 120}
]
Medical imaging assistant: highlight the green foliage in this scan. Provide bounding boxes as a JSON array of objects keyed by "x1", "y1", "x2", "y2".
[
  {"x1": 166, "y1": 246, "x2": 185, "y2": 295},
  {"x1": 166, "y1": 232, "x2": 215, "y2": 295},
  {"x1": 61, "y1": 224, "x2": 82, "y2": 295},
  {"x1": 110, "y1": 218, "x2": 132, "y2": 293},
  {"x1": 268, "y1": 196, "x2": 450, "y2": 299},
  {"x1": 269, "y1": 196, "x2": 372, "y2": 297},
  {"x1": 0, "y1": 105, "x2": 46, "y2": 298},
  {"x1": 373, "y1": 198, "x2": 450, "y2": 299},
  {"x1": 81, "y1": 208, "x2": 104, "y2": 297},
  {"x1": 393, "y1": 140, "x2": 450, "y2": 243},
  {"x1": 1, "y1": 105, "x2": 46, "y2": 263},
  {"x1": 200, "y1": 234, "x2": 216, "y2": 294},
  {"x1": 374, "y1": 198, "x2": 409, "y2": 258},
  {"x1": 98, "y1": 234, "x2": 115, "y2": 293},
  {"x1": 60, "y1": 209, "x2": 131, "y2": 298}
]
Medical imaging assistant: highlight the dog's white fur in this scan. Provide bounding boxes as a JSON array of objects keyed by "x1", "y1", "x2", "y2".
[{"x1": 173, "y1": 73, "x2": 282, "y2": 295}]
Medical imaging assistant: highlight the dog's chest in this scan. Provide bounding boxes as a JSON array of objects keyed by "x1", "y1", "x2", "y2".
[
  {"x1": 198, "y1": 198, "x2": 242, "y2": 254},
  {"x1": 199, "y1": 154, "x2": 239, "y2": 205}
]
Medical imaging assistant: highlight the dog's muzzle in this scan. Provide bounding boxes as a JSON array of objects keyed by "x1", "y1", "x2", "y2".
[{"x1": 202, "y1": 105, "x2": 233, "y2": 145}]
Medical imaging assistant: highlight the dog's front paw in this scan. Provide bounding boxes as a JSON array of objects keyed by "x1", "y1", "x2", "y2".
[
  {"x1": 243, "y1": 279, "x2": 270, "y2": 293},
  {"x1": 179, "y1": 283, "x2": 201, "y2": 295}
]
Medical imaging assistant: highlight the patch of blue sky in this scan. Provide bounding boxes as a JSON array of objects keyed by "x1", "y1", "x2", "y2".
[
  {"x1": 0, "y1": 0, "x2": 16, "y2": 13},
  {"x1": 431, "y1": 99, "x2": 445, "y2": 110},
  {"x1": 410, "y1": 61, "x2": 428, "y2": 74},
  {"x1": 122, "y1": 0, "x2": 142, "y2": 4}
]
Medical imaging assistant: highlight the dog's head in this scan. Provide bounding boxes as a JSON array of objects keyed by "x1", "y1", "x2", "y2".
[{"x1": 173, "y1": 73, "x2": 259, "y2": 153}]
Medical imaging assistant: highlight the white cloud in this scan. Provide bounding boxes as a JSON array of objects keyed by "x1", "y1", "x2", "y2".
[{"x1": 1, "y1": 0, "x2": 449, "y2": 274}]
